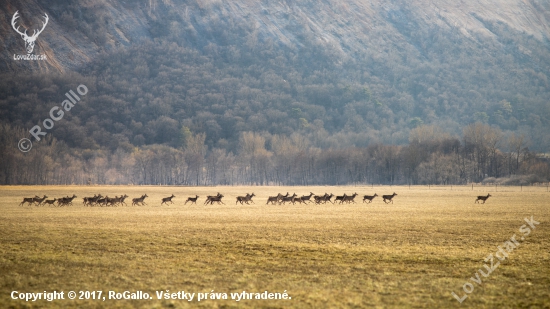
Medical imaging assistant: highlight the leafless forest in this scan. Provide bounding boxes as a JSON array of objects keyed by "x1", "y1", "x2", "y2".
[{"x1": 1, "y1": 123, "x2": 548, "y2": 186}]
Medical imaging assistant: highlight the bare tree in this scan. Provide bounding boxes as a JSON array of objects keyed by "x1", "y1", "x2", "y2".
[{"x1": 508, "y1": 133, "x2": 526, "y2": 174}]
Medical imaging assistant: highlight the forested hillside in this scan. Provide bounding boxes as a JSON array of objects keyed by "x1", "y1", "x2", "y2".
[{"x1": 1, "y1": 0, "x2": 549, "y2": 185}]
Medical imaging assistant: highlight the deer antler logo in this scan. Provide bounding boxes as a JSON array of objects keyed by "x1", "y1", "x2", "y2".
[{"x1": 11, "y1": 11, "x2": 49, "y2": 54}]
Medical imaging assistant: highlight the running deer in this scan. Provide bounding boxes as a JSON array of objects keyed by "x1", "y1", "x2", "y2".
[
  {"x1": 108, "y1": 195, "x2": 128, "y2": 206},
  {"x1": 58, "y1": 194, "x2": 77, "y2": 206},
  {"x1": 118, "y1": 194, "x2": 129, "y2": 206},
  {"x1": 88, "y1": 194, "x2": 104, "y2": 206},
  {"x1": 104, "y1": 196, "x2": 117, "y2": 207},
  {"x1": 314, "y1": 193, "x2": 329, "y2": 204},
  {"x1": 315, "y1": 193, "x2": 334, "y2": 204},
  {"x1": 185, "y1": 195, "x2": 199, "y2": 205},
  {"x1": 245, "y1": 193, "x2": 256, "y2": 204},
  {"x1": 83, "y1": 194, "x2": 101, "y2": 206},
  {"x1": 300, "y1": 192, "x2": 315, "y2": 203},
  {"x1": 475, "y1": 193, "x2": 491, "y2": 204},
  {"x1": 33, "y1": 195, "x2": 48, "y2": 206},
  {"x1": 95, "y1": 196, "x2": 107, "y2": 207},
  {"x1": 161, "y1": 194, "x2": 176, "y2": 205},
  {"x1": 291, "y1": 194, "x2": 303, "y2": 204},
  {"x1": 382, "y1": 192, "x2": 398, "y2": 204},
  {"x1": 266, "y1": 193, "x2": 283, "y2": 205},
  {"x1": 236, "y1": 193, "x2": 255, "y2": 205},
  {"x1": 205, "y1": 193, "x2": 224, "y2": 205},
  {"x1": 363, "y1": 193, "x2": 378, "y2": 203},
  {"x1": 278, "y1": 192, "x2": 289, "y2": 203},
  {"x1": 106, "y1": 194, "x2": 128, "y2": 206},
  {"x1": 246, "y1": 193, "x2": 256, "y2": 204},
  {"x1": 57, "y1": 196, "x2": 68, "y2": 207},
  {"x1": 341, "y1": 193, "x2": 358, "y2": 204},
  {"x1": 279, "y1": 193, "x2": 297, "y2": 205},
  {"x1": 19, "y1": 196, "x2": 39, "y2": 207},
  {"x1": 43, "y1": 198, "x2": 57, "y2": 206},
  {"x1": 132, "y1": 194, "x2": 148, "y2": 206},
  {"x1": 204, "y1": 193, "x2": 218, "y2": 205},
  {"x1": 334, "y1": 194, "x2": 347, "y2": 204}
]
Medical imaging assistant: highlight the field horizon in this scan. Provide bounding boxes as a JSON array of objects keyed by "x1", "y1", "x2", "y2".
[{"x1": 1, "y1": 185, "x2": 548, "y2": 308}]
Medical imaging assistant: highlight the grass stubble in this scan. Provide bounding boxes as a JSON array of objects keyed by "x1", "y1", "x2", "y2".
[{"x1": 0, "y1": 185, "x2": 548, "y2": 308}]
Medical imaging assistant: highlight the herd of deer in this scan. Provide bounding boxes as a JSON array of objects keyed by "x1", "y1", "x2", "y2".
[
  {"x1": 264, "y1": 192, "x2": 398, "y2": 205},
  {"x1": 173, "y1": 192, "x2": 398, "y2": 205},
  {"x1": 18, "y1": 192, "x2": 493, "y2": 207},
  {"x1": 18, "y1": 194, "x2": 141, "y2": 207},
  {"x1": 18, "y1": 194, "x2": 78, "y2": 207}
]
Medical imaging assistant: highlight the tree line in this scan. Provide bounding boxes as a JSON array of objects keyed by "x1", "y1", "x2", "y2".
[{"x1": 1, "y1": 123, "x2": 548, "y2": 186}]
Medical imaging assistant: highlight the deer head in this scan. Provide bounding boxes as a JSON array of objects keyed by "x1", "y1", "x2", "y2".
[{"x1": 11, "y1": 11, "x2": 48, "y2": 54}]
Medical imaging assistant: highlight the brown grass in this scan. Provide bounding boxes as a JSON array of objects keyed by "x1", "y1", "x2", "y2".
[{"x1": 0, "y1": 185, "x2": 549, "y2": 308}]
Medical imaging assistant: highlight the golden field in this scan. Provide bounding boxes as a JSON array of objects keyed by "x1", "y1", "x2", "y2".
[{"x1": 0, "y1": 185, "x2": 548, "y2": 308}]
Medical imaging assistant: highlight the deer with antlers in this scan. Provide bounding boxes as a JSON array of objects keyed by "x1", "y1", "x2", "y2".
[{"x1": 11, "y1": 11, "x2": 49, "y2": 54}]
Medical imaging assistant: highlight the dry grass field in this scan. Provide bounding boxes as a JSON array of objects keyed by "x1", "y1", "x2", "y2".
[{"x1": 0, "y1": 185, "x2": 548, "y2": 308}]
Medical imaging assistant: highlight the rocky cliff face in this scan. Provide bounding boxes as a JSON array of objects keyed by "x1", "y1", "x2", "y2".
[{"x1": 1, "y1": 0, "x2": 549, "y2": 73}]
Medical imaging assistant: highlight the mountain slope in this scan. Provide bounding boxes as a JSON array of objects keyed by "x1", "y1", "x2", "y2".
[
  {"x1": 2, "y1": 0, "x2": 549, "y2": 72},
  {"x1": 1, "y1": 0, "x2": 549, "y2": 150}
]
